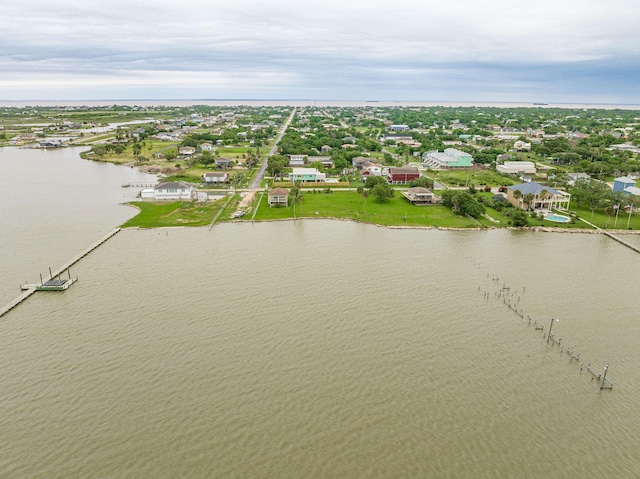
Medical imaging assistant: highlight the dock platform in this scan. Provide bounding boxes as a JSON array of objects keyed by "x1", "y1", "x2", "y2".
[{"x1": 0, "y1": 228, "x2": 121, "y2": 318}]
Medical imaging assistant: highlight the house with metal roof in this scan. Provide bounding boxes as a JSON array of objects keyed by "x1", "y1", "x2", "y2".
[
  {"x1": 506, "y1": 182, "x2": 570, "y2": 210},
  {"x1": 613, "y1": 176, "x2": 635, "y2": 193}
]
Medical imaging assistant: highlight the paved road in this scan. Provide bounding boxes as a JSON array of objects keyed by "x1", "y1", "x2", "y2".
[{"x1": 248, "y1": 108, "x2": 296, "y2": 190}]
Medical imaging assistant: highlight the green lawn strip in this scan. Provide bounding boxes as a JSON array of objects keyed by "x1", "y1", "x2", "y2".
[
  {"x1": 121, "y1": 200, "x2": 224, "y2": 228},
  {"x1": 568, "y1": 202, "x2": 640, "y2": 230},
  {"x1": 254, "y1": 191, "x2": 485, "y2": 227}
]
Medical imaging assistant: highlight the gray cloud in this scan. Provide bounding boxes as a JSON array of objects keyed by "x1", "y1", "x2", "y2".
[{"x1": 1, "y1": 0, "x2": 639, "y2": 101}]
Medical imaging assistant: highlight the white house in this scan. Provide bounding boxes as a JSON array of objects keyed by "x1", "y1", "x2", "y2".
[
  {"x1": 203, "y1": 172, "x2": 230, "y2": 184},
  {"x1": 496, "y1": 161, "x2": 537, "y2": 176},
  {"x1": 140, "y1": 182, "x2": 197, "y2": 201},
  {"x1": 513, "y1": 140, "x2": 532, "y2": 152}
]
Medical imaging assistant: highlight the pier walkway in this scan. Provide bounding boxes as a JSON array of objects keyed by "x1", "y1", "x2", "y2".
[
  {"x1": 578, "y1": 217, "x2": 640, "y2": 254},
  {"x1": 0, "y1": 228, "x2": 121, "y2": 318}
]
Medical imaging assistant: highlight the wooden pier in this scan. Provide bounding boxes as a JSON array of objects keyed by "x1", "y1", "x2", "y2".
[
  {"x1": 578, "y1": 217, "x2": 640, "y2": 254},
  {"x1": 0, "y1": 228, "x2": 121, "y2": 318}
]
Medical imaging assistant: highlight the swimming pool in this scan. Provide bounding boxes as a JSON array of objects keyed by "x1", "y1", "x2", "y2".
[{"x1": 545, "y1": 213, "x2": 571, "y2": 223}]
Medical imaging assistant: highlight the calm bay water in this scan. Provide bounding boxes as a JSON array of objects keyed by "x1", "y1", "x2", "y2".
[{"x1": 1, "y1": 149, "x2": 639, "y2": 478}]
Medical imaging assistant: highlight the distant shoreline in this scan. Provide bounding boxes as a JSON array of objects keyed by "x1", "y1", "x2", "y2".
[{"x1": 2, "y1": 99, "x2": 640, "y2": 110}]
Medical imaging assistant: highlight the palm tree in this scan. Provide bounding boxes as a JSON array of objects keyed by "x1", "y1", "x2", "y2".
[
  {"x1": 523, "y1": 193, "x2": 535, "y2": 211},
  {"x1": 538, "y1": 189, "x2": 550, "y2": 210},
  {"x1": 512, "y1": 189, "x2": 523, "y2": 208}
]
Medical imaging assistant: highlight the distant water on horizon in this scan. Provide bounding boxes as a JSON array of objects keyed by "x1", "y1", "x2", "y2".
[{"x1": 2, "y1": 99, "x2": 640, "y2": 110}]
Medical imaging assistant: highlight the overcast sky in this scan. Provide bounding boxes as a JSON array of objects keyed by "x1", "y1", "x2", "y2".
[{"x1": 2, "y1": 0, "x2": 639, "y2": 103}]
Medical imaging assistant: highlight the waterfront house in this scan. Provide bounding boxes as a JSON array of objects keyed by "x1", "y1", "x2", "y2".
[
  {"x1": 385, "y1": 167, "x2": 420, "y2": 184},
  {"x1": 402, "y1": 187, "x2": 440, "y2": 205},
  {"x1": 203, "y1": 172, "x2": 230, "y2": 184},
  {"x1": 268, "y1": 188, "x2": 289, "y2": 207},
  {"x1": 140, "y1": 181, "x2": 197, "y2": 201},
  {"x1": 506, "y1": 182, "x2": 570, "y2": 210}
]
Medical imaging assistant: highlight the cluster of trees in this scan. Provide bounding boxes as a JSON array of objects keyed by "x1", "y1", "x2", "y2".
[
  {"x1": 440, "y1": 190, "x2": 486, "y2": 219},
  {"x1": 570, "y1": 178, "x2": 640, "y2": 225},
  {"x1": 361, "y1": 176, "x2": 395, "y2": 203}
]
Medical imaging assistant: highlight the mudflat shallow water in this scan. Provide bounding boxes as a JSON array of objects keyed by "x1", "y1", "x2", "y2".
[{"x1": 1, "y1": 148, "x2": 639, "y2": 478}]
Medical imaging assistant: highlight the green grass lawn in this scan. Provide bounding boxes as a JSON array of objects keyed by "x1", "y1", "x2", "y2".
[
  {"x1": 429, "y1": 169, "x2": 517, "y2": 187},
  {"x1": 568, "y1": 201, "x2": 640, "y2": 230},
  {"x1": 121, "y1": 200, "x2": 224, "y2": 228},
  {"x1": 254, "y1": 191, "x2": 488, "y2": 228}
]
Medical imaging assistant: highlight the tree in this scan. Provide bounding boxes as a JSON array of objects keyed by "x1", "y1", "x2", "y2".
[
  {"x1": 132, "y1": 143, "x2": 142, "y2": 156},
  {"x1": 409, "y1": 176, "x2": 434, "y2": 189},
  {"x1": 538, "y1": 189, "x2": 550, "y2": 208},
  {"x1": 231, "y1": 172, "x2": 246, "y2": 190},
  {"x1": 200, "y1": 150, "x2": 214, "y2": 165},
  {"x1": 370, "y1": 183, "x2": 394, "y2": 203},
  {"x1": 523, "y1": 193, "x2": 535, "y2": 211},
  {"x1": 266, "y1": 155, "x2": 288, "y2": 178},
  {"x1": 440, "y1": 190, "x2": 486, "y2": 218},
  {"x1": 364, "y1": 175, "x2": 388, "y2": 189},
  {"x1": 511, "y1": 209, "x2": 529, "y2": 227},
  {"x1": 512, "y1": 189, "x2": 523, "y2": 207}
]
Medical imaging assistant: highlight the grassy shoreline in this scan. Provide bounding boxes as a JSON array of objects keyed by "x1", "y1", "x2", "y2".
[{"x1": 120, "y1": 193, "x2": 640, "y2": 233}]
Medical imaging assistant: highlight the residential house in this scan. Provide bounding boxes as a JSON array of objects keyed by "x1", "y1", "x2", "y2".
[
  {"x1": 566, "y1": 172, "x2": 590, "y2": 185},
  {"x1": 178, "y1": 146, "x2": 196, "y2": 157},
  {"x1": 320, "y1": 145, "x2": 332, "y2": 153},
  {"x1": 423, "y1": 148, "x2": 473, "y2": 169},
  {"x1": 202, "y1": 172, "x2": 230, "y2": 184},
  {"x1": 140, "y1": 182, "x2": 197, "y2": 201},
  {"x1": 513, "y1": 140, "x2": 532, "y2": 152},
  {"x1": 200, "y1": 142, "x2": 213, "y2": 152},
  {"x1": 613, "y1": 176, "x2": 636, "y2": 193},
  {"x1": 288, "y1": 168, "x2": 326, "y2": 182},
  {"x1": 312, "y1": 156, "x2": 334, "y2": 169},
  {"x1": 360, "y1": 162, "x2": 383, "y2": 181},
  {"x1": 268, "y1": 188, "x2": 289, "y2": 207},
  {"x1": 215, "y1": 157, "x2": 232, "y2": 169},
  {"x1": 506, "y1": 182, "x2": 570, "y2": 210},
  {"x1": 382, "y1": 134, "x2": 413, "y2": 143},
  {"x1": 352, "y1": 157, "x2": 369, "y2": 170},
  {"x1": 288, "y1": 154, "x2": 308, "y2": 167},
  {"x1": 386, "y1": 167, "x2": 420, "y2": 184},
  {"x1": 388, "y1": 124, "x2": 411, "y2": 131},
  {"x1": 402, "y1": 187, "x2": 440, "y2": 205},
  {"x1": 496, "y1": 161, "x2": 537, "y2": 176}
]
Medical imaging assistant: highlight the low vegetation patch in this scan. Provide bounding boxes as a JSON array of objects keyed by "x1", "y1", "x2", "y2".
[{"x1": 122, "y1": 200, "x2": 224, "y2": 228}]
